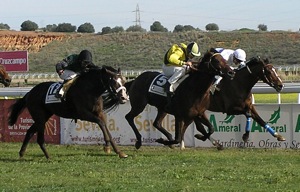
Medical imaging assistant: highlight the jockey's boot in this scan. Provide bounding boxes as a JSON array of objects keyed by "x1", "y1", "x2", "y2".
[{"x1": 163, "y1": 81, "x2": 174, "y2": 113}]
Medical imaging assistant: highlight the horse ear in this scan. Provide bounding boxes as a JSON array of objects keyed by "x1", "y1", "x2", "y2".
[
  {"x1": 118, "y1": 68, "x2": 121, "y2": 73},
  {"x1": 209, "y1": 48, "x2": 218, "y2": 53}
]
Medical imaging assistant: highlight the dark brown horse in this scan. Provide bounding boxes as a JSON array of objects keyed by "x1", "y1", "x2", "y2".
[
  {"x1": 190, "y1": 56, "x2": 284, "y2": 148},
  {"x1": 125, "y1": 50, "x2": 235, "y2": 149},
  {"x1": 0, "y1": 65, "x2": 11, "y2": 87},
  {"x1": 8, "y1": 66, "x2": 129, "y2": 159}
]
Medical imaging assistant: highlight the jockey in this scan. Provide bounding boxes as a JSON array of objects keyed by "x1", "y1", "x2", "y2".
[
  {"x1": 55, "y1": 49, "x2": 96, "y2": 99},
  {"x1": 162, "y1": 42, "x2": 201, "y2": 110},
  {"x1": 211, "y1": 48, "x2": 246, "y2": 94}
]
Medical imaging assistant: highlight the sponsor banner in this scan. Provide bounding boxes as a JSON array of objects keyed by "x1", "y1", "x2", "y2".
[
  {"x1": 291, "y1": 105, "x2": 300, "y2": 149},
  {"x1": 196, "y1": 104, "x2": 295, "y2": 149},
  {"x1": 60, "y1": 103, "x2": 300, "y2": 149},
  {"x1": 61, "y1": 104, "x2": 195, "y2": 147},
  {"x1": 0, "y1": 51, "x2": 28, "y2": 72},
  {"x1": 0, "y1": 99, "x2": 60, "y2": 143}
]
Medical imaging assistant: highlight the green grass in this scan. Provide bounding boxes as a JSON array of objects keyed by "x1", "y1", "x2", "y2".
[
  {"x1": 0, "y1": 143, "x2": 299, "y2": 192},
  {"x1": 253, "y1": 93, "x2": 299, "y2": 103},
  {"x1": 8, "y1": 31, "x2": 300, "y2": 73}
]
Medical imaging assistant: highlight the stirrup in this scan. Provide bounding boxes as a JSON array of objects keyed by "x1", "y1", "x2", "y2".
[{"x1": 210, "y1": 84, "x2": 220, "y2": 95}]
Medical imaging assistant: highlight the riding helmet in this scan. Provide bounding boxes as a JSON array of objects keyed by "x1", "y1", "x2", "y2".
[
  {"x1": 233, "y1": 49, "x2": 246, "y2": 62},
  {"x1": 187, "y1": 42, "x2": 201, "y2": 57},
  {"x1": 78, "y1": 50, "x2": 93, "y2": 63}
]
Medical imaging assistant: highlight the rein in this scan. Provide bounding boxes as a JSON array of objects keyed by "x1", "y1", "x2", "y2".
[
  {"x1": 245, "y1": 61, "x2": 275, "y2": 87},
  {"x1": 206, "y1": 53, "x2": 222, "y2": 74}
]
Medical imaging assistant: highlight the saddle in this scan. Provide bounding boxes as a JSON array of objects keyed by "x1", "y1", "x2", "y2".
[{"x1": 148, "y1": 73, "x2": 189, "y2": 97}]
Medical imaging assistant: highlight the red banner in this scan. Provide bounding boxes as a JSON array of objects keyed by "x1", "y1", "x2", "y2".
[
  {"x1": 0, "y1": 51, "x2": 28, "y2": 72},
  {"x1": 0, "y1": 100, "x2": 60, "y2": 144}
]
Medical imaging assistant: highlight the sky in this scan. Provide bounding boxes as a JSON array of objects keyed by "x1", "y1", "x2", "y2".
[{"x1": 2, "y1": 0, "x2": 300, "y2": 32}]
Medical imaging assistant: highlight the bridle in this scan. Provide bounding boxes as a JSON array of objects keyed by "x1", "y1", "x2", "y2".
[
  {"x1": 245, "y1": 58, "x2": 281, "y2": 88},
  {"x1": 105, "y1": 73, "x2": 127, "y2": 100}
]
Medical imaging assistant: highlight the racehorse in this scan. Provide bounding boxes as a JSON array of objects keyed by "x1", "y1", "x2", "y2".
[
  {"x1": 125, "y1": 50, "x2": 235, "y2": 149},
  {"x1": 8, "y1": 66, "x2": 129, "y2": 159},
  {"x1": 191, "y1": 56, "x2": 285, "y2": 147},
  {"x1": 0, "y1": 65, "x2": 11, "y2": 87}
]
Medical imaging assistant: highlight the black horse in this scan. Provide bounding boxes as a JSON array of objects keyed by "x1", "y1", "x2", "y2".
[
  {"x1": 191, "y1": 56, "x2": 285, "y2": 148},
  {"x1": 125, "y1": 50, "x2": 235, "y2": 149},
  {"x1": 0, "y1": 65, "x2": 11, "y2": 87},
  {"x1": 8, "y1": 66, "x2": 129, "y2": 159},
  {"x1": 156, "y1": 56, "x2": 285, "y2": 149}
]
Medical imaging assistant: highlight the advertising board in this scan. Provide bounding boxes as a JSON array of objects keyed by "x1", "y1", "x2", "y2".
[{"x1": 0, "y1": 51, "x2": 28, "y2": 72}]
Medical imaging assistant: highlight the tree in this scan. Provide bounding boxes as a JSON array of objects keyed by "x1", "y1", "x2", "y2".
[
  {"x1": 126, "y1": 25, "x2": 146, "y2": 32},
  {"x1": 0, "y1": 23, "x2": 10, "y2": 30},
  {"x1": 77, "y1": 22, "x2": 95, "y2": 33},
  {"x1": 258, "y1": 24, "x2": 267, "y2": 31},
  {"x1": 55, "y1": 23, "x2": 76, "y2": 32},
  {"x1": 111, "y1": 26, "x2": 124, "y2": 33},
  {"x1": 101, "y1": 27, "x2": 112, "y2": 34},
  {"x1": 150, "y1": 21, "x2": 168, "y2": 32},
  {"x1": 173, "y1": 25, "x2": 184, "y2": 32},
  {"x1": 45, "y1": 24, "x2": 57, "y2": 32},
  {"x1": 20, "y1": 20, "x2": 38, "y2": 31},
  {"x1": 173, "y1": 24, "x2": 197, "y2": 32},
  {"x1": 205, "y1": 23, "x2": 219, "y2": 31}
]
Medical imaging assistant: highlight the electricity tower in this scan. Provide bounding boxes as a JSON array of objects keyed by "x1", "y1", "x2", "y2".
[{"x1": 133, "y1": 4, "x2": 141, "y2": 26}]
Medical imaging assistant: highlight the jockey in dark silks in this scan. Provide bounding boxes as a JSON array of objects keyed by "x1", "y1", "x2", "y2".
[{"x1": 55, "y1": 49, "x2": 96, "y2": 99}]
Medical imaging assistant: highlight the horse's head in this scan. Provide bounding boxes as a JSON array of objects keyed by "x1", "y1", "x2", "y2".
[
  {"x1": 0, "y1": 65, "x2": 11, "y2": 87},
  {"x1": 196, "y1": 49, "x2": 235, "y2": 79},
  {"x1": 103, "y1": 66, "x2": 129, "y2": 104},
  {"x1": 255, "y1": 57, "x2": 283, "y2": 92}
]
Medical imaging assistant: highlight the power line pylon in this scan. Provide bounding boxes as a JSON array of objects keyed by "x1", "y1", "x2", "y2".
[{"x1": 133, "y1": 4, "x2": 141, "y2": 26}]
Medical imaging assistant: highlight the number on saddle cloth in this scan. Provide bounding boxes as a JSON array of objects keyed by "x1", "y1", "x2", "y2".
[
  {"x1": 148, "y1": 73, "x2": 189, "y2": 96},
  {"x1": 45, "y1": 82, "x2": 63, "y2": 103}
]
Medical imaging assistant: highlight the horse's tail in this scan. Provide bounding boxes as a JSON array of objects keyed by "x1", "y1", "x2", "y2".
[{"x1": 8, "y1": 96, "x2": 27, "y2": 126}]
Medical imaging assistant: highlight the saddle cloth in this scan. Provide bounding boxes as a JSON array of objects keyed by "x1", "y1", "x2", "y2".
[
  {"x1": 148, "y1": 74, "x2": 188, "y2": 97},
  {"x1": 45, "y1": 82, "x2": 62, "y2": 104}
]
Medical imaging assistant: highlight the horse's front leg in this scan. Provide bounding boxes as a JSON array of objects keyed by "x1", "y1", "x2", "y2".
[
  {"x1": 194, "y1": 116, "x2": 211, "y2": 141},
  {"x1": 156, "y1": 118, "x2": 184, "y2": 146},
  {"x1": 97, "y1": 118, "x2": 128, "y2": 158},
  {"x1": 195, "y1": 115, "x2": 223, "y2": 150},
  {"x1": 250, "y1": 107, "x2": 286, "y2": 141},
  {"x1": 125, "y1": 110, "x2": 143, "y2": 149},
  {"x1": 242, "y1": 114, "x2": 252, "y2": 142}
]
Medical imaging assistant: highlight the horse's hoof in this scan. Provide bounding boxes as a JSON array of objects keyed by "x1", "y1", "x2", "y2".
[
  {"x1": 168, "y1": 144, "x2": 175, "y2": 149},
  {"x1": 103, "y1": 146, "x2": 111, "y2": 154},
  {"x1": 242, "y1": 134, "x2": 249, "y2": 143},
  {"x1": 276, "y1": 135, "x2": 286, "y2": 141},
  {"x1": 216, "y1": 144, "x2": 224, "y2": 150},
  {"x1": 118, "y1": 152, "x2": 128, "y2": 158},
  {"x1": 135, "y1": 142, "x2": 142, "y2": 150},
  {"x1": 19, "y1": 151, "x2": 24, "y2": 158}
]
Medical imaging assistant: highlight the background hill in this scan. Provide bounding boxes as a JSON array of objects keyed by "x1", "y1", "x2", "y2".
[{"x1": 0, "y1": 30, "x2": 300, "y2": 73}]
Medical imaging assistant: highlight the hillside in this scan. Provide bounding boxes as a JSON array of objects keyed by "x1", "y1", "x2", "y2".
[{"x1": 0, "y1": 30, "x2": 300, "y2": 73}]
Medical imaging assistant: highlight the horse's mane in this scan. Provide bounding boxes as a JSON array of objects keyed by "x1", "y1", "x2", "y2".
[
  {"x1": 78, "y1": 65, "x2": 122, "y2": 113},
  {"x1": 235, "y1": 56, "x2": 263, "y2": 72}
]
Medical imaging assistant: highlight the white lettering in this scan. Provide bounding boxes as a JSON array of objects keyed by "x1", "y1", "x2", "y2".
[{"x1": 0, "y1": 58, "x2": 27, "y2": 65}]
